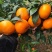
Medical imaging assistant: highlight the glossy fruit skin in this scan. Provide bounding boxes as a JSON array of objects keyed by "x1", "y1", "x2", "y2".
[
  {"x1": 16, "y1": 7, "x2": 29, "y2": 20},
  {"x1": 28, "y1": 16, "x2": 41, "y2": 28},
  {"x1": 15, "y1": 19, "x2": 29, "y2": 34},
  {"x1": 43, "y1": 18, "x2": 52, "y2": 29},
  {"x1": 0, "y1": 20, "x2": 15, "y2": 35},
  {"x1": 39, "y1": 4, "x2": 51, "y2": 19},
  {"x1": 28, "y1": 16, "x2": 36, "y2": 27}
]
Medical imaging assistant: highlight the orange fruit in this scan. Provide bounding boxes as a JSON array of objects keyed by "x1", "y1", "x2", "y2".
[
  {"x1": 32, "y1": 48, "x2": 36, "y2": 51},
  {"x1": 0, "y1": 20, "x2": 15, "y2": 35},
  {"x1": 0, "y1": 22, "x2": 2, "y2": 34},
  {"x1": 28, "y1": 16, "x2": 41, "y2": 28},
  {"x1": 15, "y1": 19, "x2": 29, "y2": 34},
  {"x1": 39, "y1": 4, "x2": 51, "y2": 19},
  {"x1": 16, "y1": 7, "x2": 29, "y2": 20},
  {"x1": 42, "y1": 18, "x2": 52, "y2": 29},
  {"x1": 28, "y1": 16, "x2": 35, "y2": 27}
]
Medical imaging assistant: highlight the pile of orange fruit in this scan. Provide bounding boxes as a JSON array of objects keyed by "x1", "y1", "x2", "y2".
[
  {"x1": 39, "y1": 4, "x2": 52, "y2": 30},
  {"x1": 0, "y1": 3, "x2": 52, "y2": 36},
  {"x1": 0, "y1": 7, "x2": 30, "y2": 36}
]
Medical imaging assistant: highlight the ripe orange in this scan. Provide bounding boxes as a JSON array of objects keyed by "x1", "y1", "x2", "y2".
[
  {"x1": 28, "y1": 16, "x2": 41, "y2": 28},
  {"x1": 0, "y1": 20, "x2": 15, "y2": 35},
  {"x1": 16, "y1": 7, "x2": 29, "y2": 20},
  {"x1": 42, "y1": 18, "x2": 52, "y2": 29},
  {"x1": 32, "y1": 48, "x2": 36, "y2": 51},
  {"x1": 28, "y1": 16, "x2": 35, "y2": 27},
  {"x1": 0, "y1": 22, "x2": 2, "y2": 34},
  {"x1": 15, "y1": 19, "x2": 29, "y2": 34},
  {"x1": 39, "y1": 4, "x2": 51, "y2": 19}
]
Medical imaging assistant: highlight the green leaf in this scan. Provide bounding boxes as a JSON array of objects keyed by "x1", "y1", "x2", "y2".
[
  {"x1": 0, "y1": 17, "x2": 5, "y2": 21},
  {"x1": 48, "y1": 35, "x2": 52, "y2": 44},
  {"x1": 2, "y1": 3, "x2": 9, "y2": 8},
  {"x1": 11, "y1": 16, "x2": 21, "y2": 21},
  {"x1": 27, "y1": 44, "x2": 32, "y2": 52},
  {"x1": 8, "y1": 11, "x2": 14, "y2": 15},
  {"x1": 13, "y1": 5, "x2": 19, "y2": 13},
  {"x1": 31, "y1": 1, "x2": 40, "y2": 6},
  {"x1": 35, "y1": 29, "x2": 46, "y2": 43},
  {"x1": 6, "y1": 14, "x2": 12, "y2": 20},
  {"x1": 30, "y1": 41, "x2": 40, "y2": 45},
  {"x1": 10, "y1": 0, "x2": 16, "y2": 3},
  {"x1": 22, "y1": 44, "x2": 26, "y2": 52},
  {"x1": 32, "y1": 13, "x2": 39, "y2": 24},
  {"x1": 30, "y1": 8, "x2": 38, "y2": 16},
  {"x1": 35, "y1": 30, "x2": 41, "y2": 40},
  {"x1": 40, "y1": 33, "x2": 46, "y2": 43}
]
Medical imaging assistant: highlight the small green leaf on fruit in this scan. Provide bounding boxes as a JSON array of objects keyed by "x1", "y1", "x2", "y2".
[
  {"x1": 13, "y1": 5, "x2": 19, "y2": 13},
  {"x1": 30, "y1": 8, "x2": 38, "y2": 16},
  {"x1": 32, "y1": 13, "x2": 39, "y2": 24},
  {"x1": 11, "y1": 16, "x2": 21, "y2": 21}
]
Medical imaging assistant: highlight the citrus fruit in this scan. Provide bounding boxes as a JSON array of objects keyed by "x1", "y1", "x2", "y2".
[
  {"x1": 15, "y1": 19, "x2": 29, "y2": 34},
  {"x1": 16, "y1": 7, "x2": 29, "y2": 20},
  {"x1": 0, "y1": 20, "x2": 15, "y2": 35},
  {"x1": 0, "y1": 22, "x2": 2, "y2": 34},
  {"x1": 28, "y1": 16, "x2": 35, "y2": 27},
  {"x1": 39, "y1": 4, "x2": 51, "y2": 19},
  {"x1": 28, "y1": 16, "x2": 41, "y2": 28},
  {"x1": 42, "y1": 18, "x2": 52, "y2": 29},
  {"x1": 32, "y1": 48, "x2": 35, "y2": 50}
]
